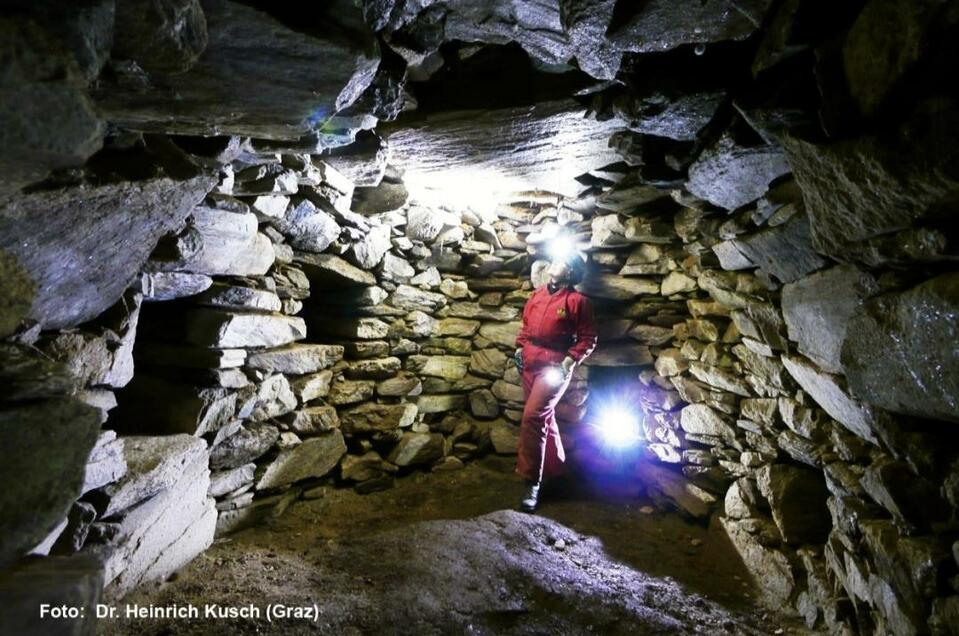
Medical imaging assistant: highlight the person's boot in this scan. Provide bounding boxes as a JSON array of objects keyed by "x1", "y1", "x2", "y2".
[{"x1": 520, "y1": 480, "x2": 541, "y2": 513}]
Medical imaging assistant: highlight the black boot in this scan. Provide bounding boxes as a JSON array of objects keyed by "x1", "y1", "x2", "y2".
[{"x1": 520, "y1": 480, "x2": 541, "y2": 513}]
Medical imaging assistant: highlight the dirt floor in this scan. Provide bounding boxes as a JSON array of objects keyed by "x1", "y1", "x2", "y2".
[{"x1": 98, "y1": 456, "x2": 818, "y2": 635}]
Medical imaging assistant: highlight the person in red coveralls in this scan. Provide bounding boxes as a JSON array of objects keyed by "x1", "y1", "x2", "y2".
[{"x1": 513, "y1": 251, "x2": 598, "y2": 512}]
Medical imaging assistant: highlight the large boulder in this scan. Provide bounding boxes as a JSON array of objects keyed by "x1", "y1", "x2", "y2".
[
  {"x1": 608, "y1": 0, "x2": 773, "y2": 55},
  {"x1": 0, "y1": 16, "x2": 105, "y2": 200},
  {"x1": 91, "y1": 437, "x2": 215, "y2": 596},
  {"x1": 841, "y1": 273, "x2": 959, "y2": 423},
  {"x1": 95, "y1": 0, "x2": 380, "y2": 139},
  {"x1": 782, "y1": 265, "x2": 879, "y2": 374},
  {"x1": 782, "y1": 126, "x2": 959, "y2": 262},
  {"x1": 732, "y1": 213, "x2": 829, "y2": 285},
  {"x1": 87, "y1": 435, "x2": 208, "y2": 519},
  {"x1": 687, "y1": 132, "x2": 791, "y2": 211},
  {"x1": 0, "y1": 174, "x2": 213, "y2": 330},
  {"x1": 0, "y1": 398, "x2": 101, "y2": 569}
]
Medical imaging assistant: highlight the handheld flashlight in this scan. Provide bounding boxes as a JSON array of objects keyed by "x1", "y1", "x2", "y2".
[
  {"x1": 543, "y1": 366, "x2": 565, "y2": 387},
  {"x1": 595, "y1": 404, "x2": 642, "y2": 448}
]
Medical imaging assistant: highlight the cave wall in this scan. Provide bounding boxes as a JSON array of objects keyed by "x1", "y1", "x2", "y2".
[{"x1": 1, "y1": 0, "x2": 958, "y2": 634}]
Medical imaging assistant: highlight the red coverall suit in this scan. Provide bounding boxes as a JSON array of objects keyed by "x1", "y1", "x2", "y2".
[{"x1": 514, "y1": 284, "x2": 598, "y2": 482}]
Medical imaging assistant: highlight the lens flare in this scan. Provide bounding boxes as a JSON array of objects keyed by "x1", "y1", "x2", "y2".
[{"x1": 596, "y1": 404, "x2": 642, "y2": 448}]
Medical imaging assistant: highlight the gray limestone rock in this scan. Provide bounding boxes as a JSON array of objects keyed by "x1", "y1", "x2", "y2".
[
  {"x1": 183, "y1": 309, "x2": 306, "y2": 349},
  {"x1": 781, "y1": 354, "x2": 881, "y2": 446},
  {"x1": 680, "y1": 404, "x2": 737, "y2": 439},
  {"x1": 782, "y1": 128, "x2": 959, "y2": 262},
  {"x1": 0, "y1": 398, "x2": 101, "y2": 569},
  {"x1": 344, "y1": 357, "x2": 403, "y2": 380},
  {"x1": 209, "y1": 422, "x2": 279, "y2": 471},
  {"x1": 176, "y1": 207, "x2": 275, "y2": 276},
  {"x1": 142, "y1": 272, "x2": 213, "y2": 301},
  {"x1": 388, "y1": 432, "x2": 446, "y2": 467},
  {"x1": 276, "y1": 199, "x2": 342, "y2": 253},
  {"x1": 416, "y1": 394, "x2": 468, "y2": 414},
  {"x1": 113, "y1": 0, "x2": 208, "y2": 73},
  {"x1": 88, "y1": 435, "x2": 208, "y2": 520},
  {"x1": 782, "y1": 265, "x2": 879, "y2": 374},
  {"x1": 609, "y1": 0, "x2": 773, "y2": 55},
  {"x1": 841, "y1": 273, "x2": 959, "y2": 423},
  {"x1": 0, "y1": 175, "x2": 213, "y2": 330},
  {"x1": 384, "y1": 99, "x2": 622, "y2": 199},
  {"x1": 339, "y1": 402, "x2": 417, "y2": 433},
  {"x1": 247, "y1": 344, "x2": 344, "y2": 375},
  {"x1": 296, "y1": 253, "x2": 377, "y2": 288},
  {"x1": 720, "y1": 517, "x2": 795, "y2": 608},
  {"x1": 82, "y1": 431, "x2": 128, "y2": 496},
  {"x1": 93, "y1": 439, "x2": 215, "y2": 596},
  {"x1": 340, "y1": 451, "x2": 398, "y2": 482},
  {"x1": 286, "y1": 406, "x2": 340, "y2": 437},
  {"x1": 96, "y1": 0, "x2": 379, "y2": 139},
  {"x1": 208, "y1": 463, "x2": 256, "y2": 499},
  {"x1": 687, "y1": 133, "x2": 791, "y2": 211},
  {"x1": 0, "y1": 16, "x2": 105, "y2": 200},
  {"x1": 388, "y1": 285, "x2": 448, "y2": 313},
  {"x1": 255, "y1": 431, "x2": 347, "y2": 490},
  {"x1": 733, "y1": 213, "x2": 829, "y2": 285}
]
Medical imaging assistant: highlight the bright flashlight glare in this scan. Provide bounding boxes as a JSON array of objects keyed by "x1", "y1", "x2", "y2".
[
  {"x1": 597, "y1": 405, "x2": 641, "y2": 447},
  {"x1": 543, "y1": 366, "x2": 565, "y2": 387},
  {"x1": 548, "y1": 233, "x2": 575, "y2": 261}
]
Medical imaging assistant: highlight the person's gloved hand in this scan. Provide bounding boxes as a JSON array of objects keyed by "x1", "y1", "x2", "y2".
[
  {"x1": 514, "y1": 347, "x2": 524, "y2": 373},
  {"x1": 561, "y1": 355, "x2": 575, "y2": 377}
]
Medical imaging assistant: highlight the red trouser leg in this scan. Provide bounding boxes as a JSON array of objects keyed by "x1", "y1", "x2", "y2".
[{"x1": 515, "y1": 364, "x2": 572, "y2": 483}]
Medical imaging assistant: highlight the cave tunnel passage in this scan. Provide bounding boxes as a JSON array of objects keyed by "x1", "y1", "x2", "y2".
[{"x1": 1, "y1": 1, "x2": 959, "y2": 635}]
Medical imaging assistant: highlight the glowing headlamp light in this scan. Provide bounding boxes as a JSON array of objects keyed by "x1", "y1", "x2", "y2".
[{"x1": 547, "y1": 233, "x2": 576, "y2": 262}]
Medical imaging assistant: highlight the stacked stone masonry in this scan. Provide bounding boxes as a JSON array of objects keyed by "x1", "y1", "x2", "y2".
[{"x1": 1, "y1": 1, "x2": 958, "y2": 635}]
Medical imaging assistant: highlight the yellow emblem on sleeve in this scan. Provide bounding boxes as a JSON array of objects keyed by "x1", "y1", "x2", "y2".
[{"x1": 557, "y1": 308, "x2": 567, "y2": 317}]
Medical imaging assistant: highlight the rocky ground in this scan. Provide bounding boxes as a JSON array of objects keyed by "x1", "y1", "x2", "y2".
[{"x1": 98, "y1": 456, "x2": 816, "y2": 636}]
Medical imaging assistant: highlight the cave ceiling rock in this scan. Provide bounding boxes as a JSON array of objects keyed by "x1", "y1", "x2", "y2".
[
  {"x1": 612, "y1": 88, "x2": 727, "y2": 142},
  {"x1": 607, "y1": 0, "x2": 774, "y2": 55},
  {"x1": 95, "y1": 0, "x2": 380, "y2": 140},
  {"x1": 375, "y1": 0, "x2": 574, "y2": 73},
  {"x1": 372, "y1": 0, "x2": 773, "y2": 80},
  {"x1": 842, "y1": 0, "x2": 957, "y2": 120},
  {"x1": 383, "y1": 98, "x2": 624, "y2": 207},
  {"x1": 687, "y1": 131, "x2": 793, "y2": 212},
  {"x1": 113, "y1": 0, "x2": 209, "y2": 74},
  {"x1": 0, "y1": 15, "x2": 106, "y2": 202},
  {"x1": 0, "y1": 173, "x2": 216, "y2": 331},
  {"x1": 782, "y1": 117, "x2": 959, "y2": 264}
]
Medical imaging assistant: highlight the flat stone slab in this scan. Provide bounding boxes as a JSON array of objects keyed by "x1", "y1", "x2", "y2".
[
  {"x1": 246, "y1": 344, "x2": 344, "y2": 375},
  {"x1": 255, "y1": 431, "x2": 347, "y2": 490}
]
